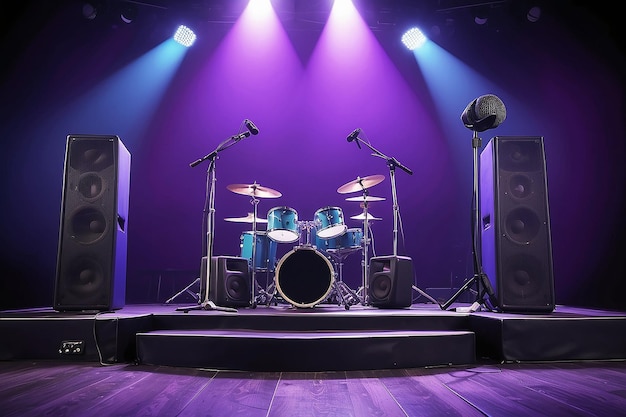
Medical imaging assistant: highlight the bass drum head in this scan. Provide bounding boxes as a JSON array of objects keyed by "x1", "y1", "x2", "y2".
[{"x1": 275, "y1": 247, "x2": 334, "y2": 308}]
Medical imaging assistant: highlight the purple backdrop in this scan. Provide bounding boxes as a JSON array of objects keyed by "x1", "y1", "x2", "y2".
[{"x1": 1, "y1": 1, "x2": 624, "y2": 310}]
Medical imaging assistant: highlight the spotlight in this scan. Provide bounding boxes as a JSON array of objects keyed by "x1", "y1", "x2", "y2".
[
  {"x1": 473, "y1": 6, "x2": 489, "y2": 25},
  {"x1": 82, "y1": 2, "x2": 98, "y2": 20},
  {"x1": 527, "y1": 6, "x2": 541, "y2": 23},
  {"x1": 401, "y1": 27, "x2": 427, "y2": 51},
  {"x1": 174, "y1": 25, "x2": 197, "y2": 47},
  {"x1": 120, "y1": 4, "x2": 138, "y2": 24}
]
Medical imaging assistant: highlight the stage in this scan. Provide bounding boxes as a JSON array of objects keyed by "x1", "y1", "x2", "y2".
[{"x1": 1, "y1": 301, "x2": 625, "y2": 372}]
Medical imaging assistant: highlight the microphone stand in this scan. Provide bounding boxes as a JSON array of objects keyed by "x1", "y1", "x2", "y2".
[
  {"x1": 441, "y1": 130, "x2": 497, "y2": 311},
  {"x1": 176, "y1": 129, "x2": 251, "y2": 313},
  {"x1": 352, "y1": 136, "x2": 437, "y2": 305}
]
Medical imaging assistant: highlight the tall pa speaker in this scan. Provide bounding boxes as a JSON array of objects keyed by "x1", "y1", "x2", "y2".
[
  {"x1": 55, "y1": 135, "x2": 131, "y2": 311},
  {"x1": 368, "y1": 256, "x2": 414, "y2": 308},
  {"x1": 199, "y1": 256, "x2": 251, "y2": 307},
  {"x1": 480, "y1": 136, "x2": 555, "y2": 313}
]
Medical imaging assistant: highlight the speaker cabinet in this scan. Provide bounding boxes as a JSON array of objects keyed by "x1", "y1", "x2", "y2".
[
  {"x1": 55, "y1": 135, "x2": 131, "y2": 311},
  {"x1": 368, "y1": 256, "x2": 414, "y2": 308},
  {"x1": 199, "y1": 256, "x2": 251, "y2": 307},
  {"x1": 480, "y1": 136, "x2": 555, "y2": 312}
]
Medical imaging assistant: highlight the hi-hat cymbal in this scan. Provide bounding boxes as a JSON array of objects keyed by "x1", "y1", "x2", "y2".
[
  {"x1": 350, "y1": 212, "x2": 382, "y2": 221},
  {"x1": 345, "y1": 195, "x2": 386, "y2": 202},
  {"x1": 337, "y1": 175, "x2": 385, "y2": 194},
  {"x1": 227, "y1": 183, "x2": 282, "y2": 198},
  {"x1": 224, "y1": 213, "x2": 268, "y2": 223}
]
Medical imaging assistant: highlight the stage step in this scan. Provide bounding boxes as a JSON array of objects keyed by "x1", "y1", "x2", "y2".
[{"x1": 136, "y1": 328, "x2": 476, "y2": 371}]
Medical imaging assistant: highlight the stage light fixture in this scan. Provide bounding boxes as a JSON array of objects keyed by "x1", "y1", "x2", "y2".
[
  {"x1": 82, "y1": 2, "x2": 99, "y2": 20},
  {"x1": 401, "y1": 27, "x2": 427, "y2": 51},
  {"x1": 473, "y1": 6, "x2": 489, "y2": 25},
  {"x1": 120, "y1": 4, "x2": 138, "y2": 24},
  {"x1": 174, "y1": 25, "x2": 197, "y2": 47},
  {"x1": 526, "y1": 6, "x2": 541, "y2": 23}
]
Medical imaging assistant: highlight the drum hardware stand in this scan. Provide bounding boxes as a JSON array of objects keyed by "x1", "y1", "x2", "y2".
[
  {"x1": 326, "y1": 250, "x2": 361, "y2": 309},
  {"x1": 300, "y1": 220, "x2": 317, "y2": 247},
  {"x1": 441, "y1": 130, "x2": 498, "y2": 312},
  {"x1": 350, "y1": 132, "x2": 434, "y2": 306},
  {"x1": 175, "y1": 125, "x2": 254, "y2": 313},
  {"x1": 356, "y1": 193, "x2": 371, "y2": 306},
  {"x1": 249, "y1": 192, "x2": 261, "y2": 308}
]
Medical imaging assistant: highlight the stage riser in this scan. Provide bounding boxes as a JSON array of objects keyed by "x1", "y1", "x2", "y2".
[
  {"x1": 135, "y1": 330, "x2": 476, "y2": 372},
  {"x1": 0, "y1": 315, "x2": 152, "y2": 363},
  {"x1": 151, "y1": 313, "x2": 468, "y2": 332},
  {"x1": 2, "y1": 305, "x2": 625, "y2": 370},
  {"x1": 471, "y1": 315, "x2": 626, "y2": 362}
]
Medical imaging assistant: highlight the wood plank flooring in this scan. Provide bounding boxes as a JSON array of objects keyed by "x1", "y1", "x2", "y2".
[{"x1": 1, "y1": 360, "x2": 626, "y2": 416}]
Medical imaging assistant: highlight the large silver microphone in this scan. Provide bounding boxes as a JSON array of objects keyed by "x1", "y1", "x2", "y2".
[{"x1": 461, "y1": 94, "x2": 506, "y2": 132}]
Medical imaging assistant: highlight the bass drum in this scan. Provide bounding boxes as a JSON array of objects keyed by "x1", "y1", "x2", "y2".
[{"x1": 275, "y1": 247, "x2": 335, "y2": 308}]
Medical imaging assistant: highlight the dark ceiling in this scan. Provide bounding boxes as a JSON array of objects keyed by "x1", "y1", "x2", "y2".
[{"x1": 3, "y1": 1, "x2": 621, "y2": 37}]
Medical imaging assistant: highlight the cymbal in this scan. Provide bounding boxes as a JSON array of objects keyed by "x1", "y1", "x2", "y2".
[
  {"x1": 345, "y1": 195, "x2": 386, "y2": 202},
  {"x1": 224, "y1": 213, "x2": 268, "y2": 223},
  {"x1": 227, "y1": 183, "x2": 281, "y2": 198},
  {"x1": 350, "y1": 212, "x2": 382, "y2": 221},
  {"x1": 337, "y1": 175, "x2": 385, "y2": 194}
]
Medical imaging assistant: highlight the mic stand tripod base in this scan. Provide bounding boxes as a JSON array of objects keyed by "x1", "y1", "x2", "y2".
[
  {"x1": 175, "y1": 299, "x2": 238, "y2": 313},
  {"x1": 411, "y1": 285, "x2": 440, "y2": 306},
  {"x1": 165, "y1": 277, "x2": 200, "y2": 304},
  {"x1": 455, "y1": 301, "x2": 483, "y2": 313},
  {"x1": 441, "y1": 273, "x2": 488, "y2": 311}
]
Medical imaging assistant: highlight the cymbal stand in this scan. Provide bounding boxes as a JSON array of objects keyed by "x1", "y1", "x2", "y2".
[
  {"x1": 249, "y1": 193, "x2": 260, "y2": 308},
  {"x1": 359, "y1": 189, "x2": 371, "y2": 305},
  {"x1": 351, "y1": 135, "x2": 430, "y2": 302},
  {"x1": 176, "y1": 125, "x2": 252, "y2": 313}
]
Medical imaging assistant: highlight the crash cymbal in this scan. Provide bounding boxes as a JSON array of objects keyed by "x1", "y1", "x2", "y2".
[
  {"x1": 227, "y1": 182, "x2": 282, "y2": 198},
  {"x1": 224, "y1": 213, "x2": 268, "y2": 223},
  {"x1": 345, "y1": 195, "x2": 386, "y2": 202},
  {"x1": 350, "y1": 212, "x2": 382, "y2": 221},
  {"x1": 337, "y1": 175, "x2": 385, "y2": 194}
]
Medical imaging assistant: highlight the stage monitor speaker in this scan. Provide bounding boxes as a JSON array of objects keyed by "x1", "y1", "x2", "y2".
[
  {"x1": 199, "y1": 256, "x2": 251, "y2": 307},
  {"x1": 368, "y1": 256, "x2": 413, "y2": 308},
  {"x1": 480, "y1": 136, "x2": 555, "y2": 313},
  {"x1": 55, "y1": 135, "x2": 131, "y2": 311}
]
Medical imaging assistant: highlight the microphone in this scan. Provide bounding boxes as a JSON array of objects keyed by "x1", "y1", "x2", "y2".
[
  {"x1": 347, "y1": 128, "x2": 360, "y2": 142},
  {"x1": 245, "y1": 119, "x2": 259, "y2": 135},
  {"x1": 461, "y1": 94, "x2": 506, "y2": 132},
  {"x1": 347, "y1": 128, "x2": 362, "y2": 149}
]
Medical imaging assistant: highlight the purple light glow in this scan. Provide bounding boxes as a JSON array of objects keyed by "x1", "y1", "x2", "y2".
[
  {"x1": 130, "y1": 0, "x2": 456, "y2": 292},
  {"x1": 1, "y1": 1, "x2": 625, "y2": 310}
]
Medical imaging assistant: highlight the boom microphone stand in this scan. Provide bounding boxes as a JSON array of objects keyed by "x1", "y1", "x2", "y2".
[
  {"x1": 349, "y1": 131, "x2": 436, "y2": 304},
  {"x1": 176, "y1": 122, "x2": 257, "y2": 313}
]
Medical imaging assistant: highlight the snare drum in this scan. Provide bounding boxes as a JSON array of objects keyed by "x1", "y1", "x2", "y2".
[
  {"x1": 314, "y1": 206, "x2": 346, "y2": 239},
  {"x1": 275, "y1": 246, "x2": 335, "y2": 308},
  {"x1": 240, "y1": 231, "x2": 277, "y2": 271},
  {"x1": 267, "y1": 206, "x2": 299, "y2": 243},
  {"x1": 316, "y1": 228, "x2": 363, "y2": 253}
]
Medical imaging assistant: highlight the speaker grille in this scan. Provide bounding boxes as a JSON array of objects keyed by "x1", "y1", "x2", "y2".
[
  {"x1": 480, "y1": 136, "x2": 554, "y2": 312},
  {"x1": 368, "y1": 256, "x2": 413, "y2": 308},
  {"x1": 55, "y1": 135, "x2": 130, "y2": 311},
  {"x1": 200, "y1": 256, "x2": 251, "y2": 307}
]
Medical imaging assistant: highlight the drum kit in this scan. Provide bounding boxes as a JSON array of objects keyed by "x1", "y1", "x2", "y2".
[{"x1": 224, "y1": 175, "x2": 386, "y2": 309}]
